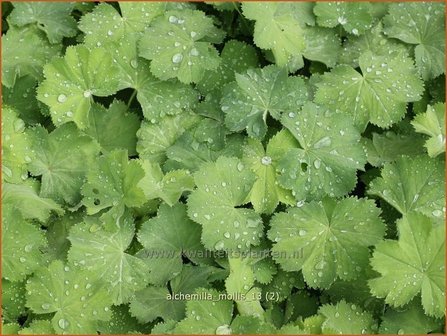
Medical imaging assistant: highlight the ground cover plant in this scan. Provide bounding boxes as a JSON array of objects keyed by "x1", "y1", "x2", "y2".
[{"x1": 1, "y1": 1, "x2": 446, "y2": 335}]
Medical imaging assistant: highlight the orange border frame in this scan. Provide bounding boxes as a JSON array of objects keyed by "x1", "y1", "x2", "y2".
[{"x1": 0, "y1": 1, "x2": 445, "y2": 336}]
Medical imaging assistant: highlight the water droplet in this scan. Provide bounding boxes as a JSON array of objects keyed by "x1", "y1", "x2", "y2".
[
  {"x1": 223, "y1": 232, "x2": 231, "y2": 239},
  {"x1": 168, "y1": 15, "x2": 178, "y2": 23},
  {"x1": 190, "y1": 31, "x2": 197, "y2": 38},
  {"x1": 214, "y1": 241, "x2": 225, "y2": 250},
  {"x1": 190, "y1": 48, "x2": 199, "y2": 56},
  {"x1": 237, "y1": 162, "x2": 244, "y2": 171},
  {"x1": 19, "y1": 257, "x2": 26, "y2": 263},
  {"x1": 432, "y1": 210, "x2": 443, "y2": 217},
  {"x1": 83, "y1": 90, "x2": 92, "y2": 98},
  {"x1": 296, "y1": 200, "x2": 305, "y2": 207},
  {"x1": 298, "y1": 229, "x2": 307, "y2": 236},
  {"x1": 314, "y1": 136, "x2": 331, "y2": 149},
  {"x1": 313, "y1": 159, "x2": 321, "y2": 169},
  {"x1": 107, "y1": 30, "x2": 113, "y2": 36},
  {"x1": 172, "y1": 53, "x2": 183, "y2": 63},
  {"x1": 13, "y1": 119, "x2": 25, "y2": 133},
  {"x1": 130, "y1": 59, "x2": 138, "y2": 69},
  {"x1": 41, "y1": 303, "x2": 50, "y2": 310},
  {"x1": 261, "y1": 156, "x2": 272, "y2": 166},
  {"x1": 57, "y1": 94, "x2": 67, "y2": 103},
  {"x1": 233, "y1": 221, "x2": 240, "y2": 228},
  {"x1": 58, "y1": 318, "x2": 69, "y2": 330},
  {"x1": 24, "y1": 244, "x2": 33, "y2": 252},
  {"x1": 216, "y1": 325, "x2": 232, "y2": 335}
]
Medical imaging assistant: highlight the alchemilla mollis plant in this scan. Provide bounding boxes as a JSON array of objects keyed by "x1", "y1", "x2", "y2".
[{"x1": 1, "y1": 1, "x2": 446, "y2": 335}]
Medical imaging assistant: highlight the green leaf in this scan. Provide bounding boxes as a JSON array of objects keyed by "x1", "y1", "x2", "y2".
[
  {"x1": 28, "y1": 123, "x2": 100, "y2": 205},
  {"x1": 379, "y1": 300, "x2": 441, "y2": 334},
  {"x1": 136, "y1": 112, "x2": 201, "y2": 164},
  {"x1": 46, "y1": 211, "x2": 82, "y2": 262},
  {"x1": 221, "y1": 65, "x2": 308, "y2": 138},
  {"x1": 302, "y1": 27, "x2": 341, "y2": 68},
  {"x1": 26, "y1": 260, "x2": 113, "y2": 334},
  {"x1": 79, "y1": 2, "x2": 164, "y2": 45},
  {"x1": 412, "y1": 103, "x2": 446, "y2": 157},
  {"x1": 2, "y1": 180, "x2": 63, "y2": 222},
  {"x1": 2, "y1": 26, "x2": 61, "y2": 88},
  {"x1": 19, "y1": 320, "x2": 54, "y2": 335},
  {"x1": 2, "y1": 205, "x2": 47, "y2": 282},
  {"x1": 68, "y1": 216, "x2": 150, "y2": 305},
  {"x1": 2, "y1": 106, "x2": 31, "y2": 183},
  {"x1": 384, "y1": 3, "x2": 445, "y2": 80},
  {"x1": 137, "y1": 203, "x2": 204, "y2": 285},
  {"x1": 339, "y1": 23, "x2": 409, "y2": 68},
  {"x1": 9, "y1": 2, "x2": 76, "y2": 43},
  {"x1": 242, "y1": 3, "x2": 314, "y2": 66},
  {"x1": 97, "y1": 305, "x2": 148, "y2": 334},
  {"x1": 84, "y1": 101, "x2": 141, "y2": 156},
  {"x1": 268, "y1": 197, "x2": 385, "y2": 288},
  {"x1": 81, "y1": 150, "x2": 146, "y2": 217},
  {"x1": 314, "y1": 3, "x2": 373, "y2": 35},
  {"x1": 319, "y1": 300, "x2": 377, "y2": 334},
  {"x1": 362, "y1": 131, "x2": 425, "y2": 167},
  {"x1": 198, "y1": 39, "x2": 259, "y2": 94},
  {"x1": 242, "y1": 130, "x2": 297, "y2": 214},
  {"x1": 138, "y1": 161, "x2": 194, "y2": 206},
  {"x1": 278, "y1": 102, "x2": 366, "y2": 201},
  {"x1": 2, "y1": 76, "x2": 46, "y2": 125},
  {"x1": 3, "y1": 279, "x2": 27, "y2": 322},
  {"x1": 187, "y1": 156, "x2": 263, "y2": 252},
  {"x1": 174, "y1": 288, "x2": 233, "y2": 334},
  {"x1": 369, "y1": 212, "x2": 445, "y2": 318},
  {"x1": 368, "y1": 155, "x2": 445, "y2": 222},
  {"x1": 139, "y1": 9, "x2": 223, "y2": 84},
  {"x1": 37, "y1": 45, "x2": 120, "y2": 129},
  {"x1": 315, "y1": 52, "x2": 424, "y2": 130},
  {"x1": 130, "y1": 266, "x2": 217, "y2": 323}
]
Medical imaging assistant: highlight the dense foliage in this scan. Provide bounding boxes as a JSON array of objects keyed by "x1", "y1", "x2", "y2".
[{"x1": 1, "y1": 2, "x2": 446, "y2": 335}]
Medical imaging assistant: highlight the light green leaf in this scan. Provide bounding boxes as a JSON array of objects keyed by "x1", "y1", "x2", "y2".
[
  {"x1": 79, "y1": 2, "x2": 164, "y2": 45},
  {"x1": 303, "y1": 27, "x2": 341, "y2": 68},
  {"x1": 2, "y1": 105, "x2": 31, "y2": 183},
  {"x1": 84, "y1": 101, "x2": 141, "y2": 156},
  {"x1": 268, "y1": 197, "x2": 385, "y2": 288},
  {"x1": 26, "y1": 260, "x2": 112, "y2": 334},
  {"x1": 136, "y1": 112, "x2": 201, "y2": 164},
  {"x1": 19, "y1": 320, "x2": 54, "y2": 335},
  {"x1": 139, "y1": 9, "x2": 223, "y2": 84},
  {"x1": 2, "y1": 76, "x2": 45, "y2": 125},
  {"x1": 368, "y1": 155, "x2": 445, "y2": 222},
  {"x1": 187, "y1": 156, "x2": 262, "y2": 252},
  {"x1": 130, "y1": 266, "x2": 217, "y2": 323},
  {"x1": 319, "y1": 300, "x2": 377, "y2": 334},
  {"x1": 137, "y1": 203, "x2": 204, "y2": 285},
  {"x1": 369, "y1": 212, "x2": 445, "y2": 318},
  {"x1": 28, "y1": 123, "x2": 100, "y2": 205},
  {"x1": 9, "y1": 2, "x2": 77, "y2": 43},
  {"x1": 339, "y1": 23, "x2": 409, "y2": 68},
  {"x1": 2, "y1": 26, "x2": 60, "y2": 88},
  {"x1": 278, "y1": 102, "x2": 366, "y2": 201},
  {"x1": 198, "y1": 39, "x2": 259, "y2": 94},
  {"x1": 315, "y1": 52, "x2": 424, "y2": 130},
  {"x1": 37, "y1": 45, "x2": 120, "y2": 129},
  {"x1": 82, "y1": 150, "x2": 146, "y2": 216},
  {"x1": 2, "y1": 205, "x2": 47, "y2": 282},
  {"x1": 221, "y1": 65, "x2": 308, "y2": 138},
  {"x1": 3, "y1": 279, "x2": 27, "y2": 322},
  {"x1": 242, "y1": 2, "x2": 314, "y2": 66},
  {"x1": 384, "y1": 3, "x2": 445, "y2": 80},
  {"x1": 379, "y1": 300, "x2": 441, "y2": 334},
  {"x1": 242, "y1": 130, "x2": 297, "y2": 214},
  {"x1": 138, "y1": 161, "x2": 194, "y2": 206},
  {"x1": 362, "y1": 131, "x2": 425, "y2": 167},
  {"x1": 314, "y1": 2, "x2": 373, "y2": 35},
  {"x1": 97, "y1": 305, "x2": 148, "y2": 335},
  {"x1": 412, "y1": 103, "x2": 446, "y2": 157},
  {"x1": 2, "y1": 180, "x2": 63, "y2": 222},
  {"x1": 68, "y1": 216, "x2": 149, "y2": 305},
  {"x1": 174, "y1": 288, "x2": 233, "y2": 334}
]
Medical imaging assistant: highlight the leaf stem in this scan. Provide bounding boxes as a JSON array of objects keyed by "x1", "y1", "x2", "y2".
[{"x1": 127, "y1": 89, "x2": 137, "y2": 108}]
